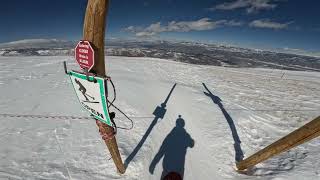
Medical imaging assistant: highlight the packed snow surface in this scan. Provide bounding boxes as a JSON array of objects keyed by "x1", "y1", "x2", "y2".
[{"x1": 0, "y1": 56, "x2": 319, "y2": 180}]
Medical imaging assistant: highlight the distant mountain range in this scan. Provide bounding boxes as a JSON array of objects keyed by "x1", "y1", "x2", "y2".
[
  {"x1": 0, "y1": 38, "x2": 319, "y2": 71},
  {"x1": 0, "y1": 39, "x2": 74, "y2": 49}
]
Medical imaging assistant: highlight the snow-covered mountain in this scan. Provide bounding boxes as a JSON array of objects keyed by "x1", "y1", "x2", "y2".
[
  {"x1": 0, "y1": 39, "x2": 75, "y2": 49},
  {"x1": 0, "y1": 39, "x2": 319, "y2": 72},
  {"x1": 0, "y1": 56, "x2": 319, "y2": 179}
]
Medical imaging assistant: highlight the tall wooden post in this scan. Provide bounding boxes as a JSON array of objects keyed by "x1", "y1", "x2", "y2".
[
  {"x1": 83, "y1": 0, "x2": 126, "y2": 174},
  {"x1": 236, "y1": 116, "x2": 320, "y2": 171}
]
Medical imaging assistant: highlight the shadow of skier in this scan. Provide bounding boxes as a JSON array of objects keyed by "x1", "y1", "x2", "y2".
[
  {"x1": 202, "y1": 83, "x2": 244, "y2": 162},
  {"x1": 124, "y1": 83, "x2": 177, "y2": 168},
  {"x1": 149, "y1": 115, "x2": 194, "y2": 179}
]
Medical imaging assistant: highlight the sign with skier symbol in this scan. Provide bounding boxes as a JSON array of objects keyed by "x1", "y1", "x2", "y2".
[{"x1": 68, "y1": 71, "x2": 112, "y2": 126}]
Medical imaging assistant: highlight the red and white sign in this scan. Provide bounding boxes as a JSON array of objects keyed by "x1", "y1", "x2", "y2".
[{"x1": 75, "y1": 40, "x2": 95, "y2": 71}]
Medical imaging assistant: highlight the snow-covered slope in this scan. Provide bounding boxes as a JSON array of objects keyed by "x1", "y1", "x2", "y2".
[{"x1": 0, "y1": 56, "x2": 319, "y2": 180}]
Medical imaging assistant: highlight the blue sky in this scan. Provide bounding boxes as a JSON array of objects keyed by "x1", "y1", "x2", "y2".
[{"x1": 1, "y1": 0, "x2": 319, "y2": 52}]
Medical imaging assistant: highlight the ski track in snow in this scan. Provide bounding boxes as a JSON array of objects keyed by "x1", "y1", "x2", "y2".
[{"x1": 0, "y1": 56, "x2": 319, "y2": 180}]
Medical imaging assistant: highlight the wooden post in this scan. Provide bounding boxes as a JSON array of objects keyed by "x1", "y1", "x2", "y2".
[
  {"x1": 83, "y1": 0, "x2": 126, "y2": 174},
  {"x1": 236, "y1": 116, "x2": 320, "y2": 171}
]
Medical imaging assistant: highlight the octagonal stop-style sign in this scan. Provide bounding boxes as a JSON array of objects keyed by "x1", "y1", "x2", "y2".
[{"x1": 75, "y1": 40, "x2": 95, "y2": 71}]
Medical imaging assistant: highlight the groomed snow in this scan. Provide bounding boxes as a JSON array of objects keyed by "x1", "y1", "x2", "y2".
[{"x1": 0, "y1": 56, "x2": 319, "y2": 180}]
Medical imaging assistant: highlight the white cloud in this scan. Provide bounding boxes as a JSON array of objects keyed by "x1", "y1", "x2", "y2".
[
  {"x1": 211, "y1": 0, "x2": 279, "y2": 14},
  {"x1": 135, "y1": 31, "x2": 157, "y2": 37},
  {"x1": 167, "y1": 18, "x2": 223, "y2": 32},
  {"x1": 124, "y1": 18, "x2": 243, "y2": 37},
  {"x1": 145, "y1": 22, "x2": 167, "y2": 33},
  {"x1": 249, "y1": 19, "x2": 293, "y2": 30},
  {"x1": 223, "y1": 20, "x2": 245, "y2": 26},
  {"x1": 124, "y1": 26, "x2": 135, "y2": 31}
]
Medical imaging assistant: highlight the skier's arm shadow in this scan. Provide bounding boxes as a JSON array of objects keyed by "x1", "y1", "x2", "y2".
[
  {"x1": 124, "y1": 83, "x2": 177, "y2": 168},
  {"x1": 202, "y1": 83, "x2": 244, "y2": 162},
  {"x1": 149, "y1": 140, "x2": 165, "y2": 174}
]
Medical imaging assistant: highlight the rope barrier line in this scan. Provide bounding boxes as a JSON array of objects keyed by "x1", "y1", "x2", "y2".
[
  {"x1": 0, "y1": 113, "x2": 153, "y2": 119},
  {"x1": 0, "y1": 113, "x2": 92, "y2": 120},
  {"x1": 0, "y1": 113, "x2": 153, "y2": 132},
  {"x1": 225, "y1": 109, "x2": 320, "y2": 112},
  {"x1": 1, "y1": 108, "x2": 318, "y2": 121}
]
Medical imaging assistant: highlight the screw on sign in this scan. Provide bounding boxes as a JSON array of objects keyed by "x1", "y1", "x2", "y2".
[{"x1": 75, "y1": 40, "x2": 95, "y2": 71}]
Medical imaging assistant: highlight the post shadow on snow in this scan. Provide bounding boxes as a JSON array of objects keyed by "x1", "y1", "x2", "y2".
[
  {"x1": 124, "y1": 83, "x2": 177, "y2": 168},
  {"x1": 149, "y1": 115, "x2": 194, "y2": 180},
  {"x1": 202, "y1": 83, "x2": 244, "y2": 162}
]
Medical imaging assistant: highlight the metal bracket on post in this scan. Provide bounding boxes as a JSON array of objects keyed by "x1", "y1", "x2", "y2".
[
  {"x1": 84, "y1": 68, "x2": 97, "y2": 83},
  {"x1": 63, "y1": 61, "x2": 97, "y2": 84},
  {"x1": 63, "y1": 61, "x2": 69, "y2": 75}
]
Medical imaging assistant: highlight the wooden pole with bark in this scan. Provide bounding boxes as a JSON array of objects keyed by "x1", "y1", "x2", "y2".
[
  {"x1": 236, "y1": 116, "x2": 320, "y2": 171},
  {"x1": 83, "y1": 0, "x2": 126, "y2": 174}
]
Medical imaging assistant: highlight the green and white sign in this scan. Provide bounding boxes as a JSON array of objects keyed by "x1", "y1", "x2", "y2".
[{"x1": 68, "y1": 71, "x2": 111, "y2": 126}]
